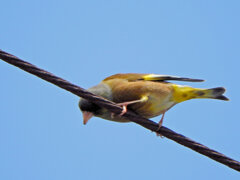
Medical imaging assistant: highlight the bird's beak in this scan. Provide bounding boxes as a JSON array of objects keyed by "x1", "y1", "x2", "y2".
[{"x1": 83, "y1": 111, "x2": 93, "y2": 125}]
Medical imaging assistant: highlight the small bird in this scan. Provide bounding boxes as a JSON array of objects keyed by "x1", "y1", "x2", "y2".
[{"x1": 79, "y1": 73, "x2": 229, "y2": 128}]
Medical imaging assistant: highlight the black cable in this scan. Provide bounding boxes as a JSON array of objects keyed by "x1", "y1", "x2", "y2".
[{"x1": 1, "y1": 49, "x2": 239, "y2": 172}]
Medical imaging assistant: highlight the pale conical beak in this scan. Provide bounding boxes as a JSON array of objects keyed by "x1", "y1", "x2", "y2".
[{"x1": 83, "y1": 111, "x2": 93, "y2": 125}]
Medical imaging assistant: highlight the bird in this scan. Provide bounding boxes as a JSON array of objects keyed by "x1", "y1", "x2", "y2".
[{"x1": 78, "y1": 73, "x2": 229, "y2": 128}]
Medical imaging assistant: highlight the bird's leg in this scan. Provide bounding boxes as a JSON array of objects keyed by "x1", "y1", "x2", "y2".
[
  {"x1": 117, "y1": 99, "x2": 144, "y2": 116},
  {"x1": 158, "y1": 111, "x2": 165, "y2": 129},
  {"x1": 156, "y1": 111, "x2": 165, "y2": 137},
  {"x1": 115, "y1": 96, "x2": 148, "y2": 116},
  {"x1": 117, "y1": 100, "x2": 139, "y2": 116},
  {"x1": 111, "y1": 100, "x2": 139, "y2": 118},
  {"x1": 111, "y1": 101, "x2": 136, "y2": 118}
]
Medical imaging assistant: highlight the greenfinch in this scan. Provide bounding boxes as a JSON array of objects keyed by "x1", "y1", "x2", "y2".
[{"x1": 79, "y1": 73, "x2": 228, "y2": 127}]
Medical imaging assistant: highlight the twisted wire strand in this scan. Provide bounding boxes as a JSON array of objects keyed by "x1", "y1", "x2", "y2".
[{"x1": 1, "y1": 49, "x2": 239, "y2": 172}]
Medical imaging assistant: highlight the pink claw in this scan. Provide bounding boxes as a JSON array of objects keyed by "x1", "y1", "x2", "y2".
[{"x1": 119, "y1": 105, "x2": 127, "y2": 116}]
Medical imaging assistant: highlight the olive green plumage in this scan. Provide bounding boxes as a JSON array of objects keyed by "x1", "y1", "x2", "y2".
[{"x1": 79, "y1": 73, "x2": 228, "y2": 125}]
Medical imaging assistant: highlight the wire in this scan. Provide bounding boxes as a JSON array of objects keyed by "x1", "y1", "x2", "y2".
[{"x1": 1, "y1": 49, "x2": 239, "y2": 172}]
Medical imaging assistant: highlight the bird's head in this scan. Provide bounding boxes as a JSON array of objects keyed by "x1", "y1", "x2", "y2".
[
  {"x1": 78, "y1": 98, "x2": 102, "y2": 125},
  {"x1": 78, "y1": 83, "x2": 113, "y2": 124}
]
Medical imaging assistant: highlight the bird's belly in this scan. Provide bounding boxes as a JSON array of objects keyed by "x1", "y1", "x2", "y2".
[
  {"x1": 151, "y1": 101, "x2": 175, "y2": 116},
  {"x1": 134, "y1": 94, "x2": 176, "y2": 118}
]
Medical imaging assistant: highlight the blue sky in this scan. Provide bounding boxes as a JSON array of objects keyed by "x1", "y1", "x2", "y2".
[{"x1": 0, "y1": 0, "x2": 239, "y2": 179}]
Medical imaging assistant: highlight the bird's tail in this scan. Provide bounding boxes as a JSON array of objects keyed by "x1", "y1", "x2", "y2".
[
  {"x1": 199, "y1": 87, "x2": 229, "y2": 100},
  {"x1": 172, "y1": 85, "x2": 229, "y2": 103}
]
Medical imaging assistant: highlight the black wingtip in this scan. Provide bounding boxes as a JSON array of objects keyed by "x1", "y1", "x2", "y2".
[
  {"x1": 170, "y1": 77, "x2": 205, "y2": 82},
  {"x1": 185, "y1": 78, "x2": 205, "y2": 82}
]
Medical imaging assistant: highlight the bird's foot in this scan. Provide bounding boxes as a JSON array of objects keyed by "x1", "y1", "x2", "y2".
[
  {"x1": 111, "y1": 113, "x2": 115, "y2": 119},
  {"x1": 116, "y1": 103, "x2": 129, "y2": 116},
  {"x1": 155, "y1": 124, "x2": 164, "y2": 138},
  {"x1": 114, "y1": 97, "x2": 149, "y2": 117},
  {"x1": 111, "y1": 103, "x2": 129, "y2": 118}
]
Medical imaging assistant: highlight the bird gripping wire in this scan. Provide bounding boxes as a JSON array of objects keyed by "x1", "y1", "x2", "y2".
[{"x1": 0, "y1": 49, "x2": 239, "y2": 172}]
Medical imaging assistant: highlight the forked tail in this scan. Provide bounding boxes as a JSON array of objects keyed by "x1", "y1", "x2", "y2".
[{"x1": 201, "y1": 87, "x2": 229, "y2": 100}]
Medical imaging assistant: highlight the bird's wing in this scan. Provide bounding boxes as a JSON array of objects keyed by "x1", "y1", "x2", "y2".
[{"x1": 103, "y1": 73, "x2": 204, "y2": 82}]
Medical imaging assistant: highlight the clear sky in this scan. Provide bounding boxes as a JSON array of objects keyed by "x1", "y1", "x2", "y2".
[{"x1": 0, "y1": 0, "x2": 239, "y2": 179}]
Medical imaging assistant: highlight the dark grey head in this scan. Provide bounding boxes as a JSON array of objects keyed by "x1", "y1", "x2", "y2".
[
  {"x1": 79, "y1": 98, "x2": 104, "y2": 125},
  {"x1": 78, "y1": 83, "x2": 113, "y2": 124},
  {"x1": 78, "y1": 98, "x2": 102, "y2": 116}
]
